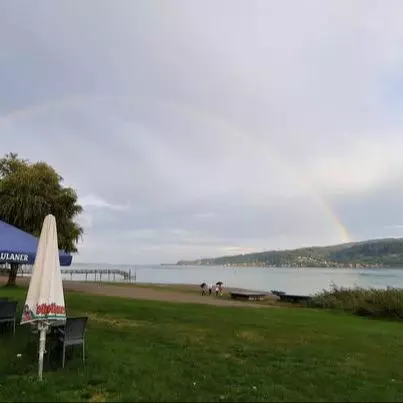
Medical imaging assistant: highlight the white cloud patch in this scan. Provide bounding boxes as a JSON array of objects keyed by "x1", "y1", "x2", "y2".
[
  {"x1": 310, "y1": 136, "x2": 403, "y2": 195},
  {"x1": 76, "y1": 212, "x2": 93, "y2": 230},
  {"x1": 79, "y1": 195, "x2": 129, "y2": 211}
]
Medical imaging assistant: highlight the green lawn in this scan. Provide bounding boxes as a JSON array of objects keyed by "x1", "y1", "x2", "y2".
[{"x1": 1, "y1": 287, "x2": 403, "y2": 402}]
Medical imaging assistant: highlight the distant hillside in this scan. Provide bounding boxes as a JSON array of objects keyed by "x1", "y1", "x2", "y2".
[{"x1": 177, "y1": 238, "x2": 403, "y2": 268}]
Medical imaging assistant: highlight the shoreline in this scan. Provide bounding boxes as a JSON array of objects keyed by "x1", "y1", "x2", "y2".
[
  {"x1": 0, "y1": 277, "x2": 277, "y2": 308},
  {"x1": 0, "y1": 276, "x2": 267, "y2": 293}
]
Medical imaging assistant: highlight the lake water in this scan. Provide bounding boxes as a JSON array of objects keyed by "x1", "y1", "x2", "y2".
[{"x1": 64, "y1": 263, "x2": 403, "y2": 295}]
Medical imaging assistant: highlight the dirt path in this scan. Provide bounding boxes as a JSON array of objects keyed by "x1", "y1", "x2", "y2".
[{"x1": 0, "y1": 277, "x2": 273, "y2": 309}]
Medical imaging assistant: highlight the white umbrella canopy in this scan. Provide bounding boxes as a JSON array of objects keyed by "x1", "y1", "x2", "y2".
[{"x1": 20, "y1": 214, "x2": 66, "y2": 380}]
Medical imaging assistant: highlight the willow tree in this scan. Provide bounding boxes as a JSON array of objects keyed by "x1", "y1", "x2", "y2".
[{"x1": 0, "y1": 153, "x2": 83, "y2": 286}]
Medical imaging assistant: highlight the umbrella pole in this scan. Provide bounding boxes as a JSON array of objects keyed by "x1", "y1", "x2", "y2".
[{"x1": 38, "y1": 322, "x2": 48, "y2": 381}]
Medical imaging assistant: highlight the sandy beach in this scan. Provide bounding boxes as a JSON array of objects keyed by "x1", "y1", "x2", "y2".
[{"x1": 0, "y1": 277, "x2": 276, "y2": 308}]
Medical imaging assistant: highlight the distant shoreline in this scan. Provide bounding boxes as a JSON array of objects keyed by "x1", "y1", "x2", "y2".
[
  {"x1": 175, "y1": 264, "x2": 403, "y2": 269},
  {"x1": 177, "y1": 238, "x2": 403, "y2": 268}
]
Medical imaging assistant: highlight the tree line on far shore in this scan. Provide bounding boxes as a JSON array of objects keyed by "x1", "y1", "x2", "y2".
[{"x1": 178, "y1": 238, "x2": 403, "y2": 268}]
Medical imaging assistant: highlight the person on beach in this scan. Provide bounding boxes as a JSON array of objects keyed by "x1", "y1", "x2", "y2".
[
  {"x1": 215, "y1": 284, "x2": 219, "y2": 296},
  {"x1": 208, "y1": 284, "x2": 212, "y2": 295},
  {"x1": 200, "y1": 282, "x2": 207, "y2": 296}
]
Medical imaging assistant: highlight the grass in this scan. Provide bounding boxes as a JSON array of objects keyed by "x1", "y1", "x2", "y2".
[
  {"x1": 309, "y1": 286, "x2": 403, "y2": 320},
  {"x1": 2, "y1": 288, "x2": 403, "y2": 402}
]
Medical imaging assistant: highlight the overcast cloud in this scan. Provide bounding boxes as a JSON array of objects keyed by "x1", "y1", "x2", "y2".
[{"x1": 1, "y1": 1, "x2": 403, "y2": 263}]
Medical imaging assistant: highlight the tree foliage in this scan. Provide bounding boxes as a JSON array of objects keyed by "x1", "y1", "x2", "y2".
[{"x1": 0, "y1": 152, "x2": 83, "y2": 253}]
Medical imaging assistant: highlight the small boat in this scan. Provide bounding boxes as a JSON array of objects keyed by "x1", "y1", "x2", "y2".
[
  {"x1": 278, "y1": 294, "x2": 312, "y2": 303},
  {"x1": 271, "y1": 290, "x2": 286, "y2": 297}
]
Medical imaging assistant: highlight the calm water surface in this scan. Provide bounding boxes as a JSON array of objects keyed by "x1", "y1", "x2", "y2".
[{"x1": 68, "y1": 264, "x2": 403, "y2": 295}]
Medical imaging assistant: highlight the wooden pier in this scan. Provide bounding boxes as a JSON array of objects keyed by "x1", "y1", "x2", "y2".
[
  {"x1": 61, "y1": 269, "x2": 134, "y2": 282},
  {"x1": 17, "y1": 267, "x2": 135, "y2": 283}
]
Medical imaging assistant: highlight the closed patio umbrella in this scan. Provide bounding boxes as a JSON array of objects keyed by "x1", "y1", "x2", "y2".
[{"x1": 20, "y1": 215, "x2": 67, "y2": 380}]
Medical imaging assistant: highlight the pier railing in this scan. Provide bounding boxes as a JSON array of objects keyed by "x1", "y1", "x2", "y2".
[
  {"x1": 61, "y1": 268, "x2": 135, "y2": 282},
  {"x1": 10, "y1": 266, "x2": 136, "y2": 283}
]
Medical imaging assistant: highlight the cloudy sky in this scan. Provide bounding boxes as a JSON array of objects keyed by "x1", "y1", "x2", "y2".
[{"x1": 1, "y1": 1, "x2": 403, "y2": 264}]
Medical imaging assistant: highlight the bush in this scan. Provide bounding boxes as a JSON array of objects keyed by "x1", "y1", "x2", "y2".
[{"x1": 308, "y1": 285, "x2": 403, "y2": 320}]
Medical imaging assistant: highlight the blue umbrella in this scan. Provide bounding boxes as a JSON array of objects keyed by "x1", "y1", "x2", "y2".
[{"x1": 0, "y1": 220, "x2": 72, "y2": 266}]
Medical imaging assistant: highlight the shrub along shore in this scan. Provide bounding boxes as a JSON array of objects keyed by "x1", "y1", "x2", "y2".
[{"x1": 309, "y1": 286, "x2": 403, "y2": 320}]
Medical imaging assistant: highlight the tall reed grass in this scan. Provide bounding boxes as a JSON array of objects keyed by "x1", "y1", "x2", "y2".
[{"x1": 308, "y1": 285, "x2": 403, "y2": 320}]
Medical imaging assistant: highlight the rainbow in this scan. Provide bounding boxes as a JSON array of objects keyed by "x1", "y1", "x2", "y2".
[{"x1": 0, "y1": 94, "x2": 352, "y2": 243}]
